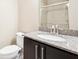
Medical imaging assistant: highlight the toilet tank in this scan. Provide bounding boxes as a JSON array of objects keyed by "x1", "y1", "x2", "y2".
[{"x1": 16, "y1": 32, "x2": 24, "y2": 48}]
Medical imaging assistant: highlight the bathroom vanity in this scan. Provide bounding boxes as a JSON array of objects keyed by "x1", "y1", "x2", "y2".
[{"x1": 24, "y1": 31, "x2": 78, "y2": 59}]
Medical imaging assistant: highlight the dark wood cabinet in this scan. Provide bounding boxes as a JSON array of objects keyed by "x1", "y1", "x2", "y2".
[
  {"x1": 24, "y1": 37, "x2": 35, "y2": 59},
  {"x1": 24, "y1": 37, "x2": 41, "y2": 59},
  {"x1": 24, "y1": 37, "x2": 78, "y2": 59},
  {"x1": 46, "y1": 45, "x2": 77, "y2": 59}
]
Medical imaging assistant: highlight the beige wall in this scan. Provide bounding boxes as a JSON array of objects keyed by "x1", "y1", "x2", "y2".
[
  {"x1": 0, "y1": 0, "x2": 18, "y2": 48},
  {"x1": 18, "y1": 0, "x2": 39, "y2": 32},
  {"x1": 69, "y1": 0, "x2": 78, "y2": 30}
]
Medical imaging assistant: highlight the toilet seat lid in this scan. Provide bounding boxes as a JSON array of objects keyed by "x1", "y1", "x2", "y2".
[{"x1": 0, "y1": 45, "x2": 21, "y2": 55}]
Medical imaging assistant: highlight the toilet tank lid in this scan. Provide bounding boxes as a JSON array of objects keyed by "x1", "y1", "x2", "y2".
[
  {"x1": 16, "y1": 32, "x2": 24, "y2": 36},
  {"x1": 0, "y1": 45, "x2": 21, "y2": 54}
]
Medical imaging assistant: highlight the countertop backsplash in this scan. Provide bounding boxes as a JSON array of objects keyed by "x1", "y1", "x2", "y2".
[{"x1": 39, "y1": 27, "x2": 78, "y2": 37}]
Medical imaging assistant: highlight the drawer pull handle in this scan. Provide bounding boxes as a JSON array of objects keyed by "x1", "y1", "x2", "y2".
[
  {"x1": 35, "y1": 45, "x2": 38, "y2": 59},
  {"x1": 41, "y1": 47, "x2": 44, "y2": 59}
]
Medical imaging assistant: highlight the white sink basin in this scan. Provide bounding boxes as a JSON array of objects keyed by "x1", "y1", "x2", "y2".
[{"x1": 37, "y1": 34, "x2": 66, "y2": 42}]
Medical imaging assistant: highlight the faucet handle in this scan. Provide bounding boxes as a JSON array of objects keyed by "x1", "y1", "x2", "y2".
[
  {"x1": 55, "y1": 25, "x2": 58, "y2": 29},
  {"x1": 51, "y1": 25, "x2": 56, "y2": 34},
  {"x1": 56, "y1": 25, "x2": 64, "y2": 30},
  {"x1": 55, "y1": 25, "x2": 59, "y2": 35},
  {"x1": 51, "y1": 25, "x2": 55, "y2": 29}
]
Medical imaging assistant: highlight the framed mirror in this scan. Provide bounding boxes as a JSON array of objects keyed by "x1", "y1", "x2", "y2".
[{"x1": 40, "y1": 0, "x2": 78, "y2": 31}]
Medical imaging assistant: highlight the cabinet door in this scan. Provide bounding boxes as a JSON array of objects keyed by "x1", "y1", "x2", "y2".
[
  {"x1": 46, "y1": 45, "x2": 78, "y2": 59},
  {"x1": 24, "y1": 37, "x2": 38, "y2": 59}
]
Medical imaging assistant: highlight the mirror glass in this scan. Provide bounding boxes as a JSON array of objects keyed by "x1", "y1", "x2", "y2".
[{"x1": 40, "y1": 0, "x2": 78, "y2": 30}]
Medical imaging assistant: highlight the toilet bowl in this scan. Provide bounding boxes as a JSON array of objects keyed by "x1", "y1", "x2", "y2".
[
  {"x1": 0, "y1": 32, "x2": 24, "y2": 59},
  {"x1": 0, "y1": 45, "x2": 21, "y2": 59}
]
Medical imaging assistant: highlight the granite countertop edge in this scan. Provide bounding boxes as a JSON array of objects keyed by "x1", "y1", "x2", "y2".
[{"x1": 24, "y1": 31, "x2": 78, "y2": 55}]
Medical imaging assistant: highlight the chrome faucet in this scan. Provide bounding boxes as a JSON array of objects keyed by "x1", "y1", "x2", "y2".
[
  {"x1": 55, "y1": 25, "x2": 59, "y2": 35},
  {"x1": 50, "y1": 25, "x2": 59, "y2": 35},
  {"x1": 50, "y1": 25, "x2": 56, "y2": 34}
]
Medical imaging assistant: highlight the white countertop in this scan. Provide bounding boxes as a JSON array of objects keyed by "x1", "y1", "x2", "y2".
[{"x1": 24, "y1": 31, "x2": 78, "y2": 54}]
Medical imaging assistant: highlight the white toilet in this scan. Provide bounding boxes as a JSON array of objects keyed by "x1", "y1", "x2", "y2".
[{"x1": 0, "y1": 32, "x2": 24, "y2": 59}]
